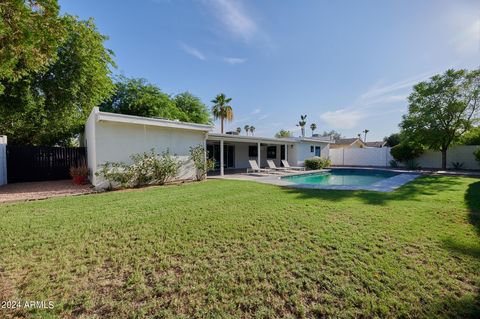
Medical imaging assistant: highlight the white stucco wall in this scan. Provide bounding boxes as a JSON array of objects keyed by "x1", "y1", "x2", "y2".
[
  {"x1": 290, "y1": 142, "x2": 329, "y2": 166},
  {"x1": 85, "y1": 111, "x2": 208, "y2": 188},
  {"x1": 416, "y1": 146, "x2": 480, "y2": 170},
  {"x1": 330, "y1": 147, "x2": 394, "y2": 167}
]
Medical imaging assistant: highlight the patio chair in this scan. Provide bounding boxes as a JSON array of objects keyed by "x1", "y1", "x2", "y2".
[
  {"x1": 267, "y1": 160, "x2": 290, "y2": 172},
  {"x1": 247, "y1": 160, "x2": 270, "y2": 174},
  {"x1": 281, "y1": 160, "x2": 305, "y2": 171}
]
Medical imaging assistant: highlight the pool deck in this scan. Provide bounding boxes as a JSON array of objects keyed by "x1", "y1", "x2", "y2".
[{"x1": 208, "y1": 167, "x2": 422, "y2": 192}]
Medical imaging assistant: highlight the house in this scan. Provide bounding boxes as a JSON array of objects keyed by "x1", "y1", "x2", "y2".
[
  {"x1": 364, "y1": 141, "x2": 387, "y2": 148},
  {"x1": 329, "y1": 138, "x2": 366, "y2": 149},
  {"x1": 84, "y1": 108, "x2": 332, "y2": 187}
]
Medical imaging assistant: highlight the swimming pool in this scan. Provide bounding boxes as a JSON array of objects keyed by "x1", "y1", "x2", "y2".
[{"x1": 282, "y1": 169, "x2": 400, "y2": 186}]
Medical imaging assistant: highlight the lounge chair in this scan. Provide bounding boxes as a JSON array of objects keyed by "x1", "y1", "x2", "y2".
[
  {"x1": 247, "y1": 160, "x2": 270, "y2": 174},
  {"x1": 267, "y1": 160, "x2": 290, "y2": 172},
  {"x1": 281, "y1": 160, "x2": 305, "y2": 171}
]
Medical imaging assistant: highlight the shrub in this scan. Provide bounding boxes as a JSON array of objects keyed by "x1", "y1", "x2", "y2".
[
  {"x1": 189, "y1": 145, "x2": 215, "y2": 181},
  {"x1": 405, "y1": 159, "x2": 421, "y2": 170},
  {"x1": 474, "y1": 148, "x2": 480, "y2": 166},
  {"x1": 451, "y1": 162, "x2": 465, "y2": 170},
  {"x1": 389, "y1": 160, "x2": 399, "y2": 168},
  {"x1": 97, "y1": 149, "x2": 180, "y2": 189},
  {"x1": 390, "y1": 143, "x2": 423, "y2": 162},
  {"x1": 304, "y1": 157, "x2": 331, "y2": 170},
  {"x1": 69, "y1": 161, "x2": 89, "y2": 177}
]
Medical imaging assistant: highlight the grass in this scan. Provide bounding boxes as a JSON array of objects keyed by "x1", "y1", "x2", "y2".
[{"x1": 1, "y1": 176, "x2": 480, "y2": 318}]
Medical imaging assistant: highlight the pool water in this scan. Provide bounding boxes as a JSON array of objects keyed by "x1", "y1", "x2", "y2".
[{"x1": 282, "y1": 169, "x2": 399, "y2": 186}]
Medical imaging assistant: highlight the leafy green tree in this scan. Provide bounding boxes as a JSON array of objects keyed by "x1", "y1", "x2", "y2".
[
  {"x1": 100, "y1": 76, "x2": 182, "y2": 119},
  {"x1": 297, "y1": 115, "x2": 307, "y2": 137},
  {"x1": 384, "y1": 133, "x2": 402, "y2": 147},
  {"x1": 211, "y1": 93, "x2": 233, "y2": 134},
  {"x1": 173, "y1": 92, "x2": 211, "y2": 124},
  {"x1": 0, "y1": 15, "x2": 115, "y2": 145},
  {"x1": 400, "y1": 69, "x2": 480, "y2": 169},
  {"x1": 320, "y1": 130, "x2": 342, "y2": 141},
  {"x1": 310, "y1": 123, "x2": 317, "y2": 136},
  {"x1": 275, "y1": 129, "x2": 293, "y2": 138},
  {"x1": 459, "y1": 126, "x2": 480, "y2": 145},
  {"x1": 0, "y1": 0, "x2": 65, "y2": 94}
]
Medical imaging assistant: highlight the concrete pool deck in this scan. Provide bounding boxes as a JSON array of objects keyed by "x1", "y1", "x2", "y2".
[{"x1": 208, "y1": 167, "x2": 422, "y2": 192}]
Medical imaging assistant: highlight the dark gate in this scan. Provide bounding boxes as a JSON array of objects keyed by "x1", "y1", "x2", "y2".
[{"x1": 6, "y1": 146, "x2": 87, "y2": 183}]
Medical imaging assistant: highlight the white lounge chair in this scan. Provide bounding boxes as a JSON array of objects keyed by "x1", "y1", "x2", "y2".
[
  {"x1": 247, "y1": 160, "x2": 270, "y2": 174},
  {"x1": 267, "y1": 160, "x2": 289, "y2": 172},
  {"x1": 281, "y1": 160, "x2": 305, "y2": 171}
]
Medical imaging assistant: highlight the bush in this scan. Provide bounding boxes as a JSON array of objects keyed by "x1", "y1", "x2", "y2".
[
  {"x1": 405, "y1": 159, "x2": 421, "y2": 170},
  {"x1": 390, "y1": 143, "x2": 423, "y2": 162},
  {"x1": 304, "y1": 157, "x2": 331, "y2": 170},
  {"x1": 189, "y1": 145, "x2": 215, "y2": 181},
  {"x1": 474, "y1": 148, "x2": 480, "y2": 166},
  {"x1": 389, "y1": 160, "x2": 399, "y2": 168},
  {"x1": 97, "y1": 149, "x2": 180, "y2": 189},
  {"x1": 451, "y1": 162, "x2": 465, "y2": 170}
]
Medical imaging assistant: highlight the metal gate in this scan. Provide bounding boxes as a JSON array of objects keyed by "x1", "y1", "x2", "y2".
[{"x1": 6, "y1": 145, "x2": 87, "y2": 183}]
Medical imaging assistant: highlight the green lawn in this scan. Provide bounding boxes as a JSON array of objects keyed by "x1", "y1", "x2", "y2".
[{"x1": 1, "y1": 176, "x2": 480, "y2": 318}]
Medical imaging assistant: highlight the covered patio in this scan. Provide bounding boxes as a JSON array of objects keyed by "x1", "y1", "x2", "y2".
[{"x1": 206, "y1": 134, "x2": 295, "y2": 176}]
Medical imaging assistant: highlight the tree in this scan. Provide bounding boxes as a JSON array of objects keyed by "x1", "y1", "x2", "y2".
[
  {"x1": 211, "y1": 93, "x2": 233, "y2": 134},
  {"x1": 297, "y1": 114, "x2": 307, "y2": 137},
  {"x1": 363, "y1": 129, "x2": 370, "y2": 142},
  {"x1": 173, "y1": 92, "x2": 211, "y2": 124},
  {"x1": 100, "y1": 76, "x2": 181, "y2": 119},
  {"x1": 400, "y1": 69, "x2": 480, "y2": 169},
  {"x1": 0, "y1": 0, "x2": 65, "y2": 94},
  {"x1": 384, "y1": 133, "x2": 401, "y2": 147},
  {"x1": 244, "y1": 125, "x2": 250, "y2": 136},
  {"x1": 310, "y1": 123, "x2": 317, "y2": 136},
  {"x1": 275, "y1": 129, "x2": 293, "y2": 138},
  {"x1": 249, "y1": 126, "x2": 256, "y2": 136},
  {"x1": 459, "y1": 126, "x2": 480, "y2": 145},
  {"x1": 320, "y1": 130, "x2": 342, "y2": 141},
  {"x1": 236, "y1": 127, "x2": 241, "y2": 134},
  {"x1": 0, "y1": 15, "x2": 115, "y2": 145}
]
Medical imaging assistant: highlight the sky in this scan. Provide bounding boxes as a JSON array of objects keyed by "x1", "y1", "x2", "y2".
[{"x1": 59, "y1": 0, "x2": 480, "y2": 141}]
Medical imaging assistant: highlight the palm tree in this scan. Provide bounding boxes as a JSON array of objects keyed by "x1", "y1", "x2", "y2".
[
  {"x1": 357, "y1": 133, "x2": 361, "y2": 139},
  {"x1": 310, "y1": 123, "x2": 317, "y2": 136},
  {"x1": 296, "y1": 115, "x2": 307, "y2": 137},
  {"x1": 244, "y1": 125, "x2": 250, "y2": 136},
  {"x1": 249, "y1": 126, "x2": 255, "y2": 136},
  {"x1": 363, "y1": 129, "x2": 370, "y2": 142},
  {"x1": 211, "y1": 93, "x2": 233, "y2": 134},
  {"x1": 236, "y1": 127, "x2": 241, "y2": 135}
]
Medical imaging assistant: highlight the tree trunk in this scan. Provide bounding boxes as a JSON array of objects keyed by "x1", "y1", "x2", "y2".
[
  {"x1": 441, "y1": 148, "x2": 447, "y2": 170},
  {"x1": 221, "y1": 118, "x2": 224, "y2": 134}
]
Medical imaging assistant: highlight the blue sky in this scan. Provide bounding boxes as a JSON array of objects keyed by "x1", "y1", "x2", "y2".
[{"x1": 59, "y1": 0, "x2": 480, "y2": 141}]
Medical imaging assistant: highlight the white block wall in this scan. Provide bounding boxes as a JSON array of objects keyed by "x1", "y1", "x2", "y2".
[
  {"x1": 417, "y1": 146, "x2": 480, "y2": 170},
  {"x1": 0, "y1": 135, "x2": 6, "y2": 185},
  {"x1": 330, "y1": 147, "x2": 393, "y2": 167}
]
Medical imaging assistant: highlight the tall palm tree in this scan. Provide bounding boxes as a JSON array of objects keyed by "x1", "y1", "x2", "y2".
[
  {"x1": 310, "y1": 123, "x2": 317, "y2": 136},
  {"x1": 297, "y1": 115, "x2": 307, "y2": 137},
  {"x1": 249, "y1": 126, "x2": 256, "y2": 136},
  {"x1": 211, "y1": 93, "x2": 233, "y2": 134},
  {"x1": 244, "y1": 125, "x2": 250, "y2": 136},
  {"x1": 357, "y1": 133, "x2": 361, "y2": 139},
  {"x1": 236, "y1": 127, "x2": 241, "y2": 135},
  {"x1": 363, "y1": 129, "x2": 370, "y2": 142}
]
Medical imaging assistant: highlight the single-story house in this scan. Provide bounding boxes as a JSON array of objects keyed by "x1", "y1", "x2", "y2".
[
  {"x1": 364, "y1": 141, "x2": 387, "y2": 148},
  {"x1": 330, "y1": 138, "x2": 366, "y2": 149},
  {"x1": 84, "y1": 108, "x2": 332, "y2": 187}
]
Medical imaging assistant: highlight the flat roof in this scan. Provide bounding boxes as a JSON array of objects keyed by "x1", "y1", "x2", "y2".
[
  {"x1": 207, "y1": 133, "x2": 332, "y2": 144},
  {"x1": 93, "y1": 107, "x2": 213, "y2": 132}
]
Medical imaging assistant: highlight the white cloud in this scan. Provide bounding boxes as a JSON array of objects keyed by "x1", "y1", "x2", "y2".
[
  {"x1": 451, "y1": 19, "x2": 480, "y2": 56},
  {"x1": 320, "y1": 110, "x2": 365, "y2": 129},
  {"x1": 201, "y1": 0, "x2": 257, "y2": 42},
  {"x1": 223, "y1": 57, "x2": 247, "y2": 65},
  {"x1": 251, "y1": 108, "x2": 261, "y2": 115},
  {"x1": 258, "y1": 113, "x2": 270, "y2": 120},
  {"x1": 180, "y1": 43, "x2": 206, "y2": 60}
]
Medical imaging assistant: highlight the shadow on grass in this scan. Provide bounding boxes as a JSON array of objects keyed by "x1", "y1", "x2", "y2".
[{"x1": 280, "y1": 175, "x2": 462, "y2": 206}]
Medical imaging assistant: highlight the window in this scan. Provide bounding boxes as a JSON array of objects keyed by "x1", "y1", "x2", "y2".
[
  {"x1": 248, "y1": 146, "x2": 258, "y2": 157},
  {"x1": 315, "y1": 146, "x2": 321, "y2": 156},
  {"x1": 310, "y1": 146, "x2": 314, "y2": 153},
  {"x1": 267, "y1": 146, "x2": 277, "y2": 159}
]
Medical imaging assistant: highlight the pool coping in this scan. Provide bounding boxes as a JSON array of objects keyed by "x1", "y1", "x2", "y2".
[{"x1": 254, "y1": 167, "x2": 422, "y2": 192}]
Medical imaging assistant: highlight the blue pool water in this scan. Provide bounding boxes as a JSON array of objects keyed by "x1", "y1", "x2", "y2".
[{"x1": 282, "y1": 169, "x2": 399, "y2": 186}]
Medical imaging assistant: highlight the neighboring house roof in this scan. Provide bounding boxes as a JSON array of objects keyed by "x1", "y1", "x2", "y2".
[
  {"x1": 364, "y1": 141, "x2": 387, "y2": 148},
  {"x1": 330, "y1": 138, "x2": 366, "y2": 148}
]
